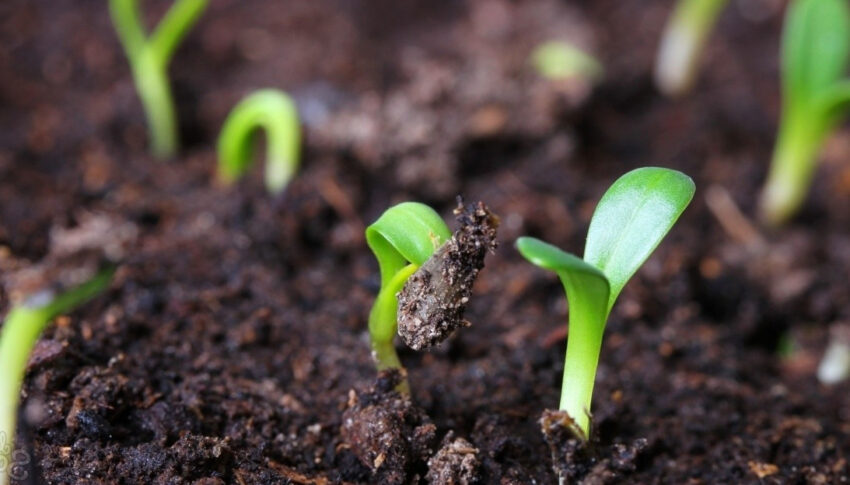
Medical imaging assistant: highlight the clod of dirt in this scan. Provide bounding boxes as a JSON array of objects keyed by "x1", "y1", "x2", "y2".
[
  {"x1": 397, "y1": 199, "x2": 498, "y2": 350},
  {"x1": 426, "y1": 432, "x2": 480, "y2": 485},
  {"x1": 540, "y1": 409, "x2": 648, "y2": 484},
  {"x1": 341, "y1": 370, "x2": 437, "y2": 484}
]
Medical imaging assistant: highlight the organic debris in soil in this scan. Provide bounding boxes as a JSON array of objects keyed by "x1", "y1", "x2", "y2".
[
  {"x1": 540, "y1": 409, "x2": 648, "y2": 484},
  {"x1": 425, "y1": 431, "x2": 481, "y2": 485},
  {"x1": 341, "y1": 369, "x2": 437, "y2": 484},
  {"x1": 1, "y1": 213, "x2": 136, "y2": 304},
  {"x1": 397, "y1": 199, "x2": 498, "y2": 350}
]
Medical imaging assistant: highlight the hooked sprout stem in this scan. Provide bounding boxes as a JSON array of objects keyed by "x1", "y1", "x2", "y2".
[{"x1": 217, "y1": 89, "x2": 302, "y2": 194}]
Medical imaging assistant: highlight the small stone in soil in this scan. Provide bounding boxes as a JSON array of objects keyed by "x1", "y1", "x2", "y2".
[
  {"x1": 397, "y1": 199, "x2": 498, "y2": 350},
  {"x1": 341, "y1": 369, "x2": 437, "y2": 485}
]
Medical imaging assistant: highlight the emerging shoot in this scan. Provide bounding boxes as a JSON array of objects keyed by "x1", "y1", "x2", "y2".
[
  {"x1": 654, "y1": 0, "x2": 728, "y2": 97},
  {"x1": 109, "y1": 0, "x2": 208, "y2": 159},
  {"x1": 531, "y1": 41, "x2": 604, "y2": 82},
  {"x1": 760, "y1": 0, "x2": 850, "y2": 226},
  {"x1": 517, "y1": 167, "x2": 694, "y2": 440},
  {"x1": 0, "y1": 265, "x2": 114, "y2": 485},
  {"x1": 366, "y1": 203, "x2": 451, "y2": 392},
  {"x1": 217, "y1": 89, "x2": 302, "y2": 195}
]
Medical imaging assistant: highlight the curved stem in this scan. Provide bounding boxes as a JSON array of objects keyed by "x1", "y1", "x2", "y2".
[
  {"x1": 217, "y1": 89, "x2": 301, "y2": 194},
  {"x1": 368, "y1": 264, "x2": 418, "y2": 393},
  {"x1": 0, "y1": 268, "x2": 113, "y2": 485}
]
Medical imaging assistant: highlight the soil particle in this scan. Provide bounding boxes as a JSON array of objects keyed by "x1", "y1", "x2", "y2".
[
  {"x1": 539, "y1": 409, "x2": 648, "y2": 484},
  {"x1": 426, "y1": 432, "x2": 480, "y2": 485},
  {"x1": 397, "y1": 199, "x2": 498, "y2": 350},
  {"x1": 341, "y1": 369, "x2": 437, "y2": 484}
]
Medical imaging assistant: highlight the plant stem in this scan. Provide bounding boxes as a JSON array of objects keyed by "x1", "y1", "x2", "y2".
[
  {"x1": 217, "y1": 89, "x2": 301, "y2": 194},
  {"x1": 368, "y1": 263, "x2": 418, "y2": 393},
  {"x1": 759, "y1": 116, "x2": 822, "y2": 226},
  {"x1": 0, "y1": 268, "x2": 113, "y2": 485},
  {"x1": 655, "y1": 0, "x2": 728, "y2": 97},
  {"x1": 558, "y1": 293, "x2": 609, "y2": 440},
  {"x1": 133, "y1": 51, "x2": 178, "y2": 160}
]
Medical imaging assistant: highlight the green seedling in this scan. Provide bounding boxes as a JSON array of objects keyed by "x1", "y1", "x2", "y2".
[
  {"x1": 517, "y1": 167, "x2": 694, "y2": 440},
  {"x1": 531, "y1": 41, "x2": 604, "y2": 82},
  {"x1": 654, "y1": 0, "x2": 728, "y2": 97},
  {"x1": 760, "y1": 0, "x2": 850, "y2": 226},
  {"x1": 366, "y1": 202, "x2": 451, "y2": 393},
  {"x1": 109, "y1": 0, "x2": 208, "y2": 159},
  {"x1": 0, "y1": 266, "x2": 114, "y2": 485},
  {"x1": 217, "y1": 89, "x2": 302, "y2": 194}
]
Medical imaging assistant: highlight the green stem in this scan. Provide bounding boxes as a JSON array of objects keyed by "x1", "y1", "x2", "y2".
[
  {"x1": 759, "y1": 117, "x2": 822, "y2": 226},
  {"x1": 109, "y1": 0, "x2": 208, "y2": 160},
  {"x1": 655, "y1": 0, "x2": 728, "y2": 96},
  {"x1": 0, "y1": 268, "x2": 113, "y2": 485},
  {"x1": 368, "y1": 263, "x2": 418, "y2": 393},
  {"x1": 558, "y1": 282, "x2": 610, "y2": 440},
  {"x1": 133, "y1": 52, "x2": 178, "y2": 160},
  {"x1": 217, "y1": 89, "x2": 301, "y2": 194}
]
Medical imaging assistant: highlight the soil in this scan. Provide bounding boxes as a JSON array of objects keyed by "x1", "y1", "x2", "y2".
[{"x1": 2, "y1": 0, "x2": 850, "y2": 483}]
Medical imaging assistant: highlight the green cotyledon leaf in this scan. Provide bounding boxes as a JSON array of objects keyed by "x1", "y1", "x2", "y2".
[{"x1": 584, "y1": 167, "x2": 695, "y2": 313}]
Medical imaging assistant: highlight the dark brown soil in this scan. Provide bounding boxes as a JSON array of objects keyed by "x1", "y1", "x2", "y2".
[{"x1": 2, "y1": 0, "x2": 850, "y2": 483}]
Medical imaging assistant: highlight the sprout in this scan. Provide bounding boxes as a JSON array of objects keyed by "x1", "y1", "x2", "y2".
[
  {"x1": 516, "y1": 167, "x2": 694, "y2": 440},
  {"x1": 760, "y1": 0, "x2": 850, "y2": 226},
  {"x1": 217, "y1": 89, "x2": 302, "y2": 194},
  {"x1": 366, "y1": 203, "x2": 451, "y2": 393},
  {"x1": 0, "y1": 265, "x2": 114, "y2": 485},
  {"x1": 654, "y1": 0, "x2": 728, "y2": 97},
  {"x1": 531, "y1": 41, "x2": 604, "y2": 82},
  {"x1": 109, "y1": 0, "x2": 208, "y2": 159}
]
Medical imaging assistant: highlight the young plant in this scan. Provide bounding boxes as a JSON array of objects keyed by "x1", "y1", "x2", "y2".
[
  {"x1": 759, "y1": 0, "x2": 850, "y2": 226},
  {"x1": 531, "y1": 40, "x2": 604, "y2": 82},
  {"x1": 109, "y1": 0, "x2": 208, "y2": 159},
  {"x1": 217, "y1": 89, "x2": 302, "y2": 194},
  {"x1": 517, "y1": 167, "x2": 694, "y2": 440},
  {"x1": 366, "y1": 202, "x2": 451, "y2": 392},
  {"x1": 654, "y1": 0, "x2": 728, "y2": 97},
  {"x1": 0, "y1": 266, "x2": 114, "y2": 485}
]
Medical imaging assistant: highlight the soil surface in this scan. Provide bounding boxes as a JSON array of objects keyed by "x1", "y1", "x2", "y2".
[{"x1": 2, "y1": 0, "x2": 850, "y2": 483}]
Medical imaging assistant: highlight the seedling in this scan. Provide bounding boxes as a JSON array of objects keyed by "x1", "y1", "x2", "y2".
[
  {"x1": 0, "y1": 266, "x2": 114, "y2": 485},
  {"x1": 760, "y1": 0, "x2": 850, "y2": 226},
  {"x1": 517, "y1": 167, "x2": 694, "y2": 440},
  {"x1": 366, "y1": 202, "x2": 451, "y2": 392},
  {"x1": 109, "y1": 0, "x2": 208, "y2": 159},
  {"x1": 217, "y1": 89, "x2": 302, "y2": 194},
  {"x1": 531, "y1": 41, "x2": 603, "y2": 82},
  {"x1": 655, "y1": 0, "x2": 728, "y2": 97}
]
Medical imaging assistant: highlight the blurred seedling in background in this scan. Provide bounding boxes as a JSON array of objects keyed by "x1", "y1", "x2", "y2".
[
  {"x1": 366, "y1": 200, "x2": 497, "y2": 393},
  {"x1": 655, "y1": 0, "x2": 728, "y2": 97},
  {"x1": 0, "y1": 265, "x2": 114, "y2": 485},
  {"x1": 217, "y1": 89, "x2": 302, "y2": 194},
  {"x1": 760, "y1": 0, "x2": 850, "y2": 226},
  {"x1": 110, "y1": 0, "x2": 208, "y2": 159},
  {"x1": 531, "y1": 40, "x2": 604, "y2": 83},
  {"x1": 517, "y1": 167, "x2": 694, "y2": 450}
]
